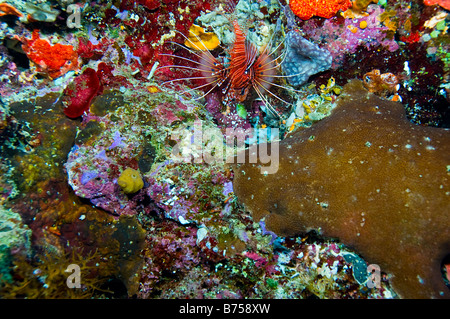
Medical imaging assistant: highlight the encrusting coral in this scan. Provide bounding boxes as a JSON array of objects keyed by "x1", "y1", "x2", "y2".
[
  {"x1": 232, "y1": 80, "x2": 450, "y2": 299},
  {"x1": 289, "y1": 0, "x2": 352, "y2": 20},
  {"x1": 1, "y1": 0, "x2": 449, "y2": 301},
  {"x1": 19, "y1": 30, "x2": 79, "y2": 79}
]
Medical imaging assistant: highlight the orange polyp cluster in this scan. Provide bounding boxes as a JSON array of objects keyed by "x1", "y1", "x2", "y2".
[
  {"x1": 289, "y1": 0, "x2": 353, "y2": 20},
  {"x1": 363, "y1": 69, "x2": 399, "y2": 95}
]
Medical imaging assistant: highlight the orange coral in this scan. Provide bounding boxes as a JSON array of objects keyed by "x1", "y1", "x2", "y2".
[
  {"x1": 0, "y1": 2, "x2": 23, "y2": 17},
  {"x1": 20, "y1": 30, "x2": 79, "y2": 79},
  {"x1": 363, "y1": 69, "x2": 399, "y2": 95},
  {"x1": 289, "y1": 0, "x2": 352, "y2": 20},
  {"x1": 424, "y1": 0, "x2": 450, "y2": 10}
]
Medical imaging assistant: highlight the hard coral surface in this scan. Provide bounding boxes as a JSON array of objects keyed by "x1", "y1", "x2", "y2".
[
  {"x1": 233, "y1": 80, "x2": 450, "y2": 298},
  {"x1": 0, "y1": 0, "x2": 448, "y2": 300}
]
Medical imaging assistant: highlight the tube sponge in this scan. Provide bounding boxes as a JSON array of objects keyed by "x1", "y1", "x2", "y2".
[{"x1": 117, "y1": 168, "x2": 144, "y2": 194}]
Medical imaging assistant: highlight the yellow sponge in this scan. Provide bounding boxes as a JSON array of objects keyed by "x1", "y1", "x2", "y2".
[
  {"x1": 118, "y1": 168, "x2": 144, "y2": 194},
  {"x1": 184, "y1": 24, "x2": 220, "y2": 51}
]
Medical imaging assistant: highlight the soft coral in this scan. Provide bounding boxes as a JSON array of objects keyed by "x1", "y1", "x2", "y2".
[{"x1": 62, "y1": 68, "x2": 101, "y2": 118}]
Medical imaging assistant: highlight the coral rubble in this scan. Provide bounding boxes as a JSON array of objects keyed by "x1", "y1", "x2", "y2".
[{"x1": 0, "y1": 0, "x2": 448, "y2": 301}]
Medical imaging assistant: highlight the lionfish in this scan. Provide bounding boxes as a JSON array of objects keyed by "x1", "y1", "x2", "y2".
[{"x1": 156, "y1": 20, "x2": 297, "y2": 119}]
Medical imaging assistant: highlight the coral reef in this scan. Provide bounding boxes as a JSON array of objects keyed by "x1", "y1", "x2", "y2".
[
  {"x1": 232, "y1": 80, "x2": 450, "y2": 298},
  {"x1": 0, "y1": 0, "x2": 448, "y2": 302}
]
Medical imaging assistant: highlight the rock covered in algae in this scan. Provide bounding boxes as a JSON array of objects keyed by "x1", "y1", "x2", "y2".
[
  {"x1": 0, "y1": 205, "x2": 31, "y2": 284},
  {"x1": 232, "y1": 80, "x2": 450, "y2": 298}
]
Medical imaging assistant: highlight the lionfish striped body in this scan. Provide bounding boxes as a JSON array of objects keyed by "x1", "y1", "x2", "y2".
[
  {"x1": 227, "y1": 21, "x2": 277, "y2": 104},
  {"x1": 157, "y1": 20, "x2": 292, "y2": 118}
]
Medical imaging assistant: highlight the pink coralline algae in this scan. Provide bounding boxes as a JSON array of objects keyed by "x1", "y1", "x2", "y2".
[
  {"x1": 204, "y1": 92, "x2": 255, "y2": 132},
  {"x1": 63, "y1": 87, "x2": 234, "y2": 221},
  {"x1": 150, "y1": 98, "x2": 190, "y2": 126},
  {"x1": 146, "y1": 160, "x2": 232, "y2": 225},
  {"x1": 65, "y1": 120, "x2": 145, "y2": 216},
  {"x1": 77, "y1": 37, "x2": 110, "y2": 61},
  {"x1": 65, "y1": 147, "x2": 140, "y2": 216},
  {"x1": 301, "y1": 5, "x2": 399, "y2": 68}
]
